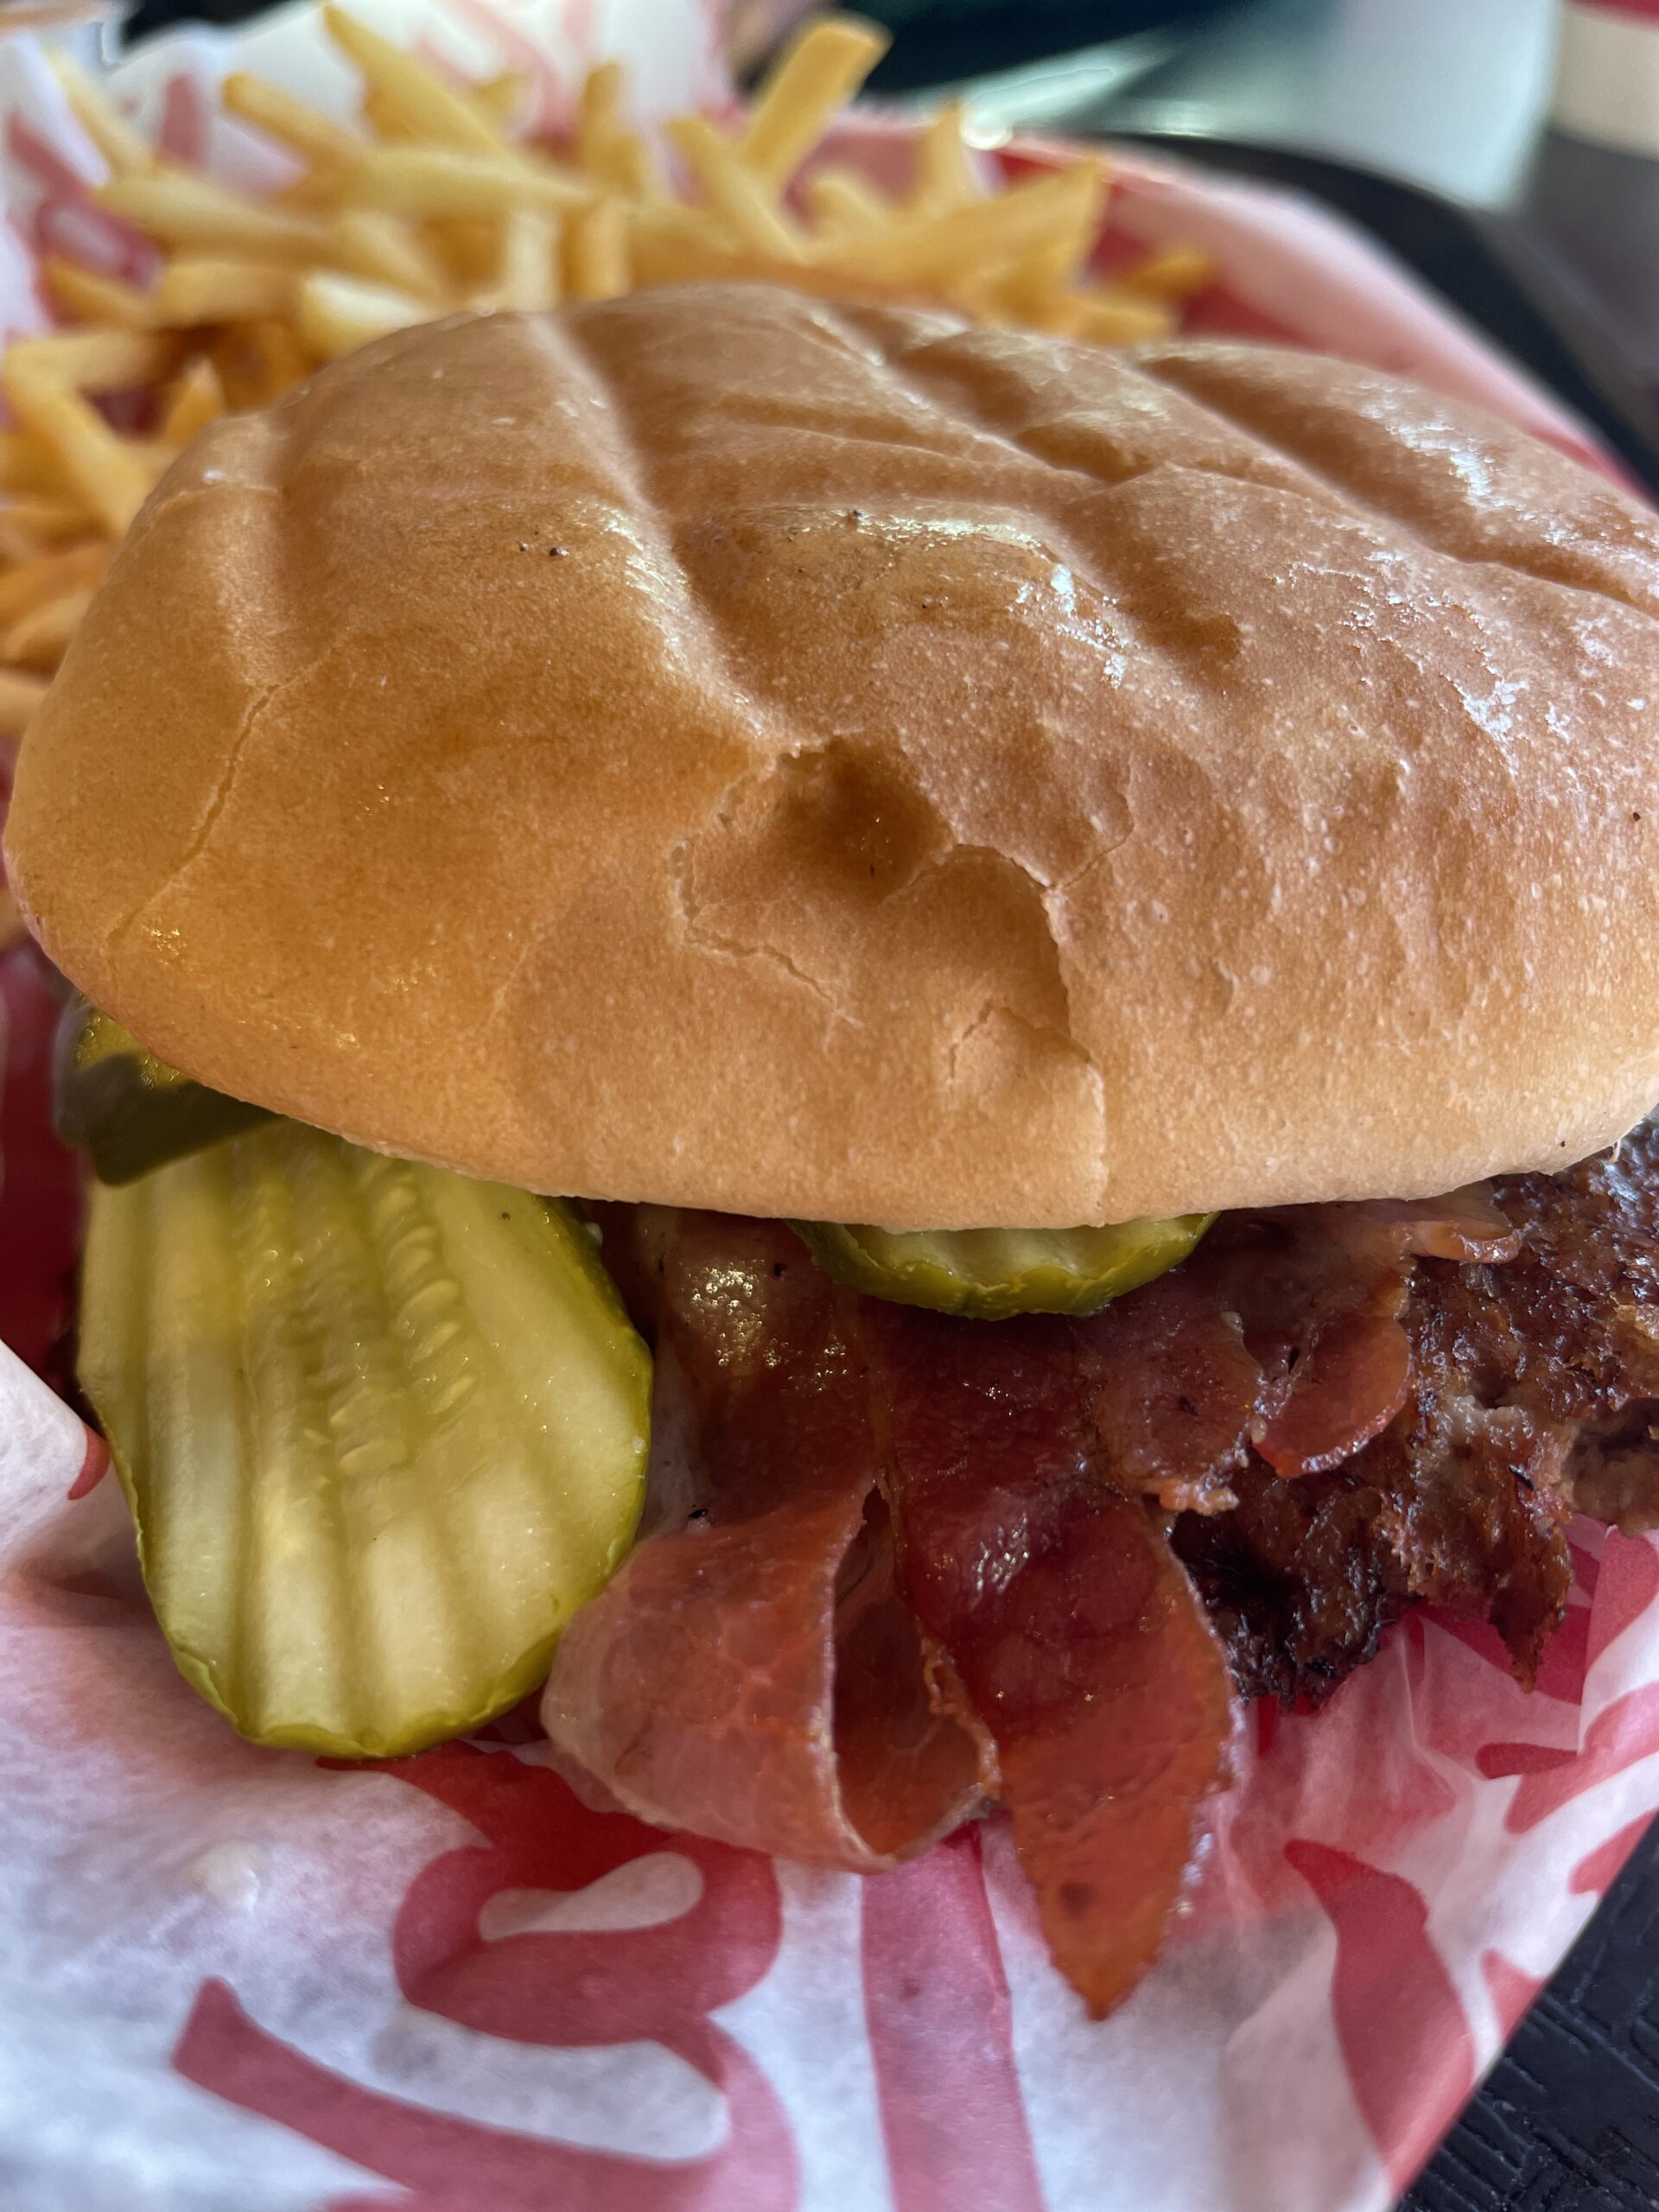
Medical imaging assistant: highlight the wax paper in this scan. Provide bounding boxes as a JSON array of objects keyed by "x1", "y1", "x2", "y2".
[{"x1": 2, "y1": 10, "x2": 1656, "y2": 2206}]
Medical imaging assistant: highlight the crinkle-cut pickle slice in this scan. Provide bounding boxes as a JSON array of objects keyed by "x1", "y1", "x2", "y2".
[
  {"x1": 79, "y1": 1119, "x2": 652, "y2": 1758},
  {"x1": 791, "y1": 1217, "x2": 1215, "y2": 1319},
  {"x1": 54, "y1": 997, "x2": 271, "y2": 1184}
]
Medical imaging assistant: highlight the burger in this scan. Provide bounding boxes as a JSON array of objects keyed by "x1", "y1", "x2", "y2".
[{"x1": 10, "y1": 283, "x2": 1659, "y2": 2019}]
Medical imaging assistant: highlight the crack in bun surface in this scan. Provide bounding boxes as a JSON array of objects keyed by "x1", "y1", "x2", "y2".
[{"x1": 10, "y1": 283, "x2": 1659, "y2": 1226}]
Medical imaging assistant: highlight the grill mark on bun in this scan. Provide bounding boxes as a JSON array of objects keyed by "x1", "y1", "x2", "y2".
[{"x1": 10, "y1": 283, "x2": 1659, "y2": 1227}]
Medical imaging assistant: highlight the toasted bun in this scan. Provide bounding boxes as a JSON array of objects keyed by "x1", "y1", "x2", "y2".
[{"x1": 10, "y1": 286, "x2": 1659, "y2": 1227}]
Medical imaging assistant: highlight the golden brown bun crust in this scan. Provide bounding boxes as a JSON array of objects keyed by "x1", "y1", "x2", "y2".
[{"x1": 11, "y1": 287, "x2": 1659, "y2": 1227}]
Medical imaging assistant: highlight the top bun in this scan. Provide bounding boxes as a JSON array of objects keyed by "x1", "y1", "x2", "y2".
[{"x1": 10, "y1": 285, "x2": 1659, "y2": 1228}]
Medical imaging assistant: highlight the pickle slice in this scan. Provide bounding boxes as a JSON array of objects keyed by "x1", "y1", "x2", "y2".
[
  {"x1": 791, "y1": 1217, "x2": 1214, "y2": 1319},
  {"x1": 54, "y1": 998, "x2": 270, "y2": 1184},
  {"x1": 79, "y1": 1119, "x2": 652, "y2": 1758}
]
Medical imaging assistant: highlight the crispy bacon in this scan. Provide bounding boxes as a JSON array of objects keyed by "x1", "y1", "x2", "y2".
[
  {"x1": 861, "y1": 1305, "x2": 1235, "y2": 2018},
  {"x1": 540, "y1": 1123, "x2": 1659, "y2": 2013},
  {"x1": 1082, "y1": 1262, "x2": 1263, "y2": 1512},
  {"x1": 1075, "y1": 1189, "x2": 1516, "y2": 1503},
  {"x1": 541, "y1": 1211, "x2": 983, "y2": 1867},
  {"x1": 546, "y1": 1213, "x2": 1236, "y2": 2013}
]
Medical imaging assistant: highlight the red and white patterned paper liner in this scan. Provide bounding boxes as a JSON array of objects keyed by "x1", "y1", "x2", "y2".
[{"x1": 0, "y1": 15, "x2": 1656, "y2": 2208}]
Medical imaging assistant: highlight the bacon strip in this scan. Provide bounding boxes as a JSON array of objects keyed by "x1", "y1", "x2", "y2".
[
  {"x1": 1060, "y1": 1189, "x2": 1519, "y2": 1510},
  {"x1": 545, "y1": 1215, "x2": 1238, "y2": 2012},
  {"x1": 1344, "y1": 1185, "x2": 1521, "y2": 1263},
  {"x1": 861, "y1": 1305, "x2": 1236, "y2": 2019},
  {"x1": 540, "y1": 1211, "x2": 983, "y2": 1868},
  {"x1": 1242, "y1": 1214, "x2": 1416, "y2": 1478},
  {"x1": 537, "y1": 1151, "x2": 1659, "y2": 2012},
  {"x1": 1251, "y1": 1191, "x2": 1520, "y2": 1477},
  {"x1": 1084, "y1": 1261, "x2": 1264, "y2": 1512}
]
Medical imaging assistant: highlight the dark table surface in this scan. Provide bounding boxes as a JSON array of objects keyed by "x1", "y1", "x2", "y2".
[{"x1": 1405, "y1": 1815, "x2": 1659, "y2": 2211}]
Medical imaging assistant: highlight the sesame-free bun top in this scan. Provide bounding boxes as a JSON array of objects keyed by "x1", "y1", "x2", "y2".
[{"x1": 10, "y1": 285, "x2": 1659, "y2": 1228}]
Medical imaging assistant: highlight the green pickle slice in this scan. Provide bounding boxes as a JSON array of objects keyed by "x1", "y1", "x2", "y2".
[
  {"x1": 79, "y1": 1118, "x2": 652, "y2": 1758},
  {"x1": 54, "y1": 998, "x2": 271, "y2": 1184},
  {"x1": 791, "y1": 1215, "x2": 1214, "y2": 1319}
]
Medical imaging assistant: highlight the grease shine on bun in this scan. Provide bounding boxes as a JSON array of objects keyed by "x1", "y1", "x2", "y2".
[{"x1": 10, "y1": 285, "x2": 1659, "y2": 1227}]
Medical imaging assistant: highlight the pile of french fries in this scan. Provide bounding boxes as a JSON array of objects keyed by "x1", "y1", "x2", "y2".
[{"x1": 0, "y1": 8, "x2": 1213, "y2": 751}]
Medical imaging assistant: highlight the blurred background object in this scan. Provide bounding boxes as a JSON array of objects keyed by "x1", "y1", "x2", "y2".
[
  {"x1": 900, "y1": 0, "x2": 1558, "y2": 204},
  {"x1": 0, "y1": 0, "x2": 113, "y2": 64},
  {"x1": 1554, "y1": 0, "x2": 1659, "y2": 158},
  {"x1": 723, "y1": 0, "x2": 1228, "y2": 86}
]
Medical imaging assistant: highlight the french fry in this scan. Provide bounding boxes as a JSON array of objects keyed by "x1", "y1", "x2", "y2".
[
  {"x1": 490, "y1": 207, "x2": 561, "y2": 311},
  {"x1": 194, "y1": 320, "x2": 306, "y2": 412},
  {"x1": 1065, "y1": 289, "x2": 1178, "y2": 345},
  {"x1": 6, "y1": 11, "x2": 1206, "y2": 694},
  {"x1": 208, "y1": 325, "x2": 272, "y2": 409},
  {"x1": 803, "y1": 166, "x2": 890, "y2": 239},
  {"x1": 296, "y1": 270, "x2": 429, "y2": 359},
  {"x1": 45, "y1": 51, "x2": 155, "y2": 175},
  {"x1": 820, "y1": 158, "x2": 1105, "y2": 288},
  {"x1": 1, "y1": 370, "x2": 159, "y2": 537},
  {"x1": 0, "y1": 518, "x2": 41, "y2": 568},
  {"x1": 992, "y1": 235, "x2": 1089, "y2": 327},
  {"x1": 153, "y1": 257, "x2": 297, "y2": 327},
  {"x1": 0, "y1": 431, "x2": 62, "y2": 496},
  {"x1": 4, "y1": 327, "x2": 175, "y2": 393},
  {"x1": 4, "y1": 589, "x2": 95, "y2": 669},
  {"x1": 221, "y1": 73, "x2": 365, "y2": 171},
  {"x1": 276, "y1": 164, "x2": 357, "y2": 213},
  {"x1": 425, "y1": 216, "x2": 503, "y2": 289},
  {"x1": 98, "y1": 170, "x2": 331, "y2": 264},
  {"x1": 565, "y1": 197, "x2": 629, "y2": 302},
  {"x1": 359, "y1": 86, "x2": 429, "y2": 145},
  {"x1": 475, "y1": 72, "x2": 530, "y2": 129},
  {"x1": 738, "y1": 15, "x2": 890, "y2": 187},
  {"x1": 327, "y1": 208, "x2": 454, "y2": 302},
  {"x1": 0, "y1": 542, "x2": 109, "y2": 626},
  {"x1": 666, "y1": 116, "x2": 808, "y2": 264},
  {"x1": 593, "y1": 127, "x2": 664, "y2": 200},
  {"x1": 1119, "y1": 244, "x2": 1217, "y2": 300},
  {"x1": 43, "y1": 257, "x2": 154, "y2": 331},
  {"x1": 0, "y1": 497, "x2": 98, "y2": 544},
  {"x1": 160, "y1": 357, "x2": 227, "y2": 444},
  {"x1": 346, "y1": 144, "x2": 588, "y2": 220},
  {"x1": 573, "y1": 65, "x2": 663, "y2": 197},
  {"x1": 909, "y1": 102, "x2": 978, "y2": 218},
  {"x1": 627, "y1": 200, "x2": 741, "y2": 287},
  {"x1": 578, "y1": 61, "x2": 623, "y2": 165},
  {"x1": 246, "y1": 319, "x2": 314, "y2": 400},
  {"x1": 0, "y1": 667, "x2": 48, "y2": 739},
  {"x1": 323, "y1": 5, "x2": 518, "y2": 161}
]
